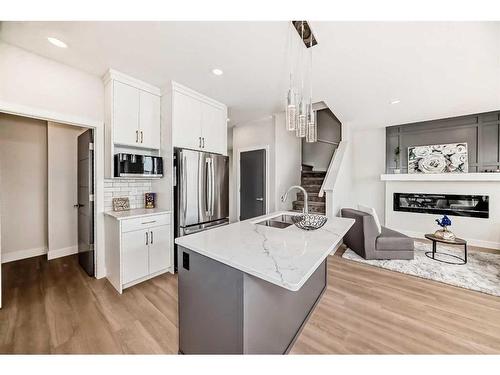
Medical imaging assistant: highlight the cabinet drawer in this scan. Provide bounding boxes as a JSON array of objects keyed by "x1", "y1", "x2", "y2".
[{"x1": 121, "y1": 214, "x2": 171, "y2": 233}]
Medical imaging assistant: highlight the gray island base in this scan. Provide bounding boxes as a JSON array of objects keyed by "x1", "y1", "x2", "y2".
[{"x1": 178, "y1": 246, "x2": 327, "y2": 354}]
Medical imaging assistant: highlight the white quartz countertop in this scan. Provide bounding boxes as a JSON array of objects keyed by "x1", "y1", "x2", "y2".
[
  {"x1": 104, "y1": 208, "x2": 171, "y2": 220},
  {"x1": 175, "y1": 211, "x2": 355, "y2": 292}
]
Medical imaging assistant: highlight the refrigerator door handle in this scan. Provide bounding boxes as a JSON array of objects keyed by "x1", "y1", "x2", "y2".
[
  {"x1": 210, "y1": 158, "x2": 215, "y2": 216},
  {"x1": 205, "y1": 157, "x2": 211, "y2": 216},
  {"x1": 182, "y1": 154, "x2": 187, "y2": 222}
]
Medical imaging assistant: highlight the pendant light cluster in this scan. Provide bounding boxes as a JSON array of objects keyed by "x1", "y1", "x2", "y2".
[{"x1": 286, "y1": 21, "x2": 317, "y2": 143}]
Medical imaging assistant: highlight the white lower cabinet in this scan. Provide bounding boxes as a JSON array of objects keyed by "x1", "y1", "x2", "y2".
[
  {"x1": 122, "y1": 229, "x2": 150, "y2": 284},
  {"x1": 105, "y1": 211, "x2": 173, "y2": 293},
  {"x1": 148, "y1": 225, "x2": 171, "y2": 274}
]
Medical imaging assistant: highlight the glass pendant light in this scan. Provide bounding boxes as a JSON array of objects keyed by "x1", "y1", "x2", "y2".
[
  {"x1": 285, "y1": 75, "x2": 296, "y2": 131},
  {"x1": 305, "y1": 103, "x2": 317, "y2": 142},
  {"x1": 305, "y1": 28, "x2": 317, "y2": 143},
  {"x1": 296, "y1": 97, "x2": 306, "y2": 138}
]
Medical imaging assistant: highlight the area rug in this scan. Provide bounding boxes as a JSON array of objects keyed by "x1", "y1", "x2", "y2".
[{"x1": 342, "y1": 241, "x2": 500, "y2": 297}]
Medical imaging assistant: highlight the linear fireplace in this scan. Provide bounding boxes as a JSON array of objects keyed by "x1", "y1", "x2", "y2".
[{"x1": 394, "y1": 193, "x2": 489, "y2": 218}]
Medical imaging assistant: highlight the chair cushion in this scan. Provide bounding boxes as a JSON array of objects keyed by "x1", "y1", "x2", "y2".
[
  {"x1": 376, "y1": 227, "x2": 414, "y2": 251},
  {"x1": 358, "y1": 204, "x2": 382, "y2": 235}
]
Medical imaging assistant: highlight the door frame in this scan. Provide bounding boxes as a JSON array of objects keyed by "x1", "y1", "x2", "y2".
[
  {"x1": 236, "y1": 145, "x2": 270, "y2": 221},
  {"x1": 0, "y1": 100, "x2": 103, "y2": 308}
]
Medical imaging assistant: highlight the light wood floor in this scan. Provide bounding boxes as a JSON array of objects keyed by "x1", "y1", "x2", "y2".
[{"x1": 1, "y1": 245, "x2": 499, "y2": 354}]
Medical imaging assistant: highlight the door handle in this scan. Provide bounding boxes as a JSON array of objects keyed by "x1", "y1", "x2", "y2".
[
  {"x1": 141, "y1": 131, "x2": 143, "y2": 143},
  {"x1": 136, "y1": 130, "x2": 139, "y2": 143},
  {"x1": 256, "y1": 198, "x2": 264, "y2": 202},
  {"x1": 150, "y1": 231, "x2": 153, "y2": 245},
  {"x1": 146, "y1": 231, "x2": 149, "y2": 245},
  {"x1": 74, "y1": 203, "x2": 84, "y2": 208}
]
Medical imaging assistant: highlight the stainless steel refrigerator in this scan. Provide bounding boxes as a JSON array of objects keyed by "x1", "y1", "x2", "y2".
[{"x1": 174, "y1": 148, "x2": 229, "y2": 270}]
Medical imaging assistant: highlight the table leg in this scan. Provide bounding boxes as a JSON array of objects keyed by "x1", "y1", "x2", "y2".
[{"x1": 432, "y1": 240, "x2": 436, "y2": 259}]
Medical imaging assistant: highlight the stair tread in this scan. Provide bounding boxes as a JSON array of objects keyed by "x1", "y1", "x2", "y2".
[
  {"x1": 301, "y1": 171, "x2": 327, "y2": 176},
  {"x1": 293, "y1": 200, "x2": 326, "y2": 207}
]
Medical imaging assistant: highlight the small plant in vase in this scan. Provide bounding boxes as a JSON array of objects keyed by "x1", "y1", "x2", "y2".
[
  {"x1": 393, "y1": 146, "x2": 401, "y2": 174},
  {"x1": 434, "y1": 215, "x2": 455, "y2": 240}
]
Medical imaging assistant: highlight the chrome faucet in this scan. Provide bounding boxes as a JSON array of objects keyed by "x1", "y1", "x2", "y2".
[{"x1": 281, "y1": 185, "x2": 308, "y2": 214}]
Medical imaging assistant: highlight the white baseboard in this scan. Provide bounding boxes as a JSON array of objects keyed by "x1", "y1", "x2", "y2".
[
  {"x1": 47, "y1": 245, "x2": 78, "y2": 260},
  {"x1": 1, "y1": 247, "x2": 47, "y2": 263},
  {"x1": 398, "y1": 229, "x2": 500, "y2": 250}
]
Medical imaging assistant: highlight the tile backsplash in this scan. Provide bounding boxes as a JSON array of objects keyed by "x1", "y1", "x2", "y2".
[{"x1": 104, "y1": 179, "x2": 153, "y2": 212}]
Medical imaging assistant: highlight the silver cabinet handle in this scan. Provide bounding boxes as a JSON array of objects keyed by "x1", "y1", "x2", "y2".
[
  {"x1": 199, "y1": 136, "x2": 202, "y2": 148},
  {"x1": 136, "y1": 130, "x2": 139, "y2": 143},
  {"x1": 256, "y1": 197, "x2": 264, "y2": 202},
  {"x1": 141, "y1": 220, "x2": 156, "y2": 225},
  {"x1": 150, "y1": 231, "x2": 153, "y2": 245},
  {"x1": 141, "y1": 131, "x2": 143, "y2": 143},
  {"x1": 146, "y1": 231, "x2": 149, "y2": 245},
  {"x1": 202, "y1": 137, "x2": 205, "y2": 148}
]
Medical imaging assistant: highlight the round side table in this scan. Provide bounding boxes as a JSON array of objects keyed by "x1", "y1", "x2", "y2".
[{"x1": 424, "y1": 234, "x2": 467, "y2": 265}]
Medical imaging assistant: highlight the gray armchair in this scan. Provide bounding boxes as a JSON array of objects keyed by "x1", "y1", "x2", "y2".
[{"x1": 341, "y1": 208, "x2": 414, "y2": 260}]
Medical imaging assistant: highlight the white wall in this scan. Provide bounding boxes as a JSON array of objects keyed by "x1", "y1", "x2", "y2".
[
  {"x1": 385, "y1": 180, "x2": 500, "y2": 249},
  {"x1": 274, "y1": 112, "x2": 301, "y2": 210},
  {"x1": 0, "y1": 42, "x2": 103, "y2": 122},
  {"x1": 0, "y1": 42, "x2": 106, "y2": 277},
  {"x1": 350, "y1": 127, "x2": 387, "y2": 222},
  {"x1": 0, "y1": 114, "x2": 48, "y2": 262},
  {"x1": 231, "y1": 114, "x2": 302, "y2": 221},
  {"x1": 232, "y1": 116, "x2": 275, "y2": 221},
  {"x1": 47, "y1": 122, "x2": 85, "y2": 260}
]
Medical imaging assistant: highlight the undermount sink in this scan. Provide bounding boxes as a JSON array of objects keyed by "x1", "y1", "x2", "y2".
[{"x1": 255, "y1": 214, "x2": 296, "y2": 229}]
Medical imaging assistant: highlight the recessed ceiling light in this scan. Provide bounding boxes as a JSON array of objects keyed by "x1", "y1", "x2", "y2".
[
  {"x1": 390, "y1": 99, "x2": 401, "y2": 105},
  {"x1": 212, "y1": 68, "x2": 223, "y2": 76},
  {"x1": 47, "y1": 37, "x2": 68, "y2": 48}
]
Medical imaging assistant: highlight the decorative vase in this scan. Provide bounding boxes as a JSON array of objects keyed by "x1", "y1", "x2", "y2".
[{"x1": 434, "y1": 228, "x2": 456, "y2": 241}]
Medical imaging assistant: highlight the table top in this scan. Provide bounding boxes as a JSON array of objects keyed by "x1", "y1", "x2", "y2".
[{"x1": 425, "y1": 233, "x2": 466, "y2": 245}]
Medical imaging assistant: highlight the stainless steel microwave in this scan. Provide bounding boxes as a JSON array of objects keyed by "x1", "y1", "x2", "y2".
[{"x1": 114, "y1": 153, "x2": 163, "y2": 178}]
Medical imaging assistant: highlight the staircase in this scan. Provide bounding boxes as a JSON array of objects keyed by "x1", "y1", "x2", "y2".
[{"x1": 292, "y1": 165, "x2": 327, "y2": 215}]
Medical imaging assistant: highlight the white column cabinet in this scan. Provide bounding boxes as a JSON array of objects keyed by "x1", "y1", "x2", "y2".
[{"x1": 170, "y1": 82, "x2": 227, "y2": 155}]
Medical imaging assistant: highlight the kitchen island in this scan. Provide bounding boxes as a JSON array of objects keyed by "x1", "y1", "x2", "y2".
[{"x1": 175, "y1": 211, "x2": 354, "y2": 354}]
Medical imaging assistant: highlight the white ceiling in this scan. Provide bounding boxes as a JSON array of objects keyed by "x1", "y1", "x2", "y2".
[{"x1": 1, "y1": 21, "x2": 499, "y2": 129}]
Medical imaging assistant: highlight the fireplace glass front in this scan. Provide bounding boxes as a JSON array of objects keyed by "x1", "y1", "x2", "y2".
[{"x1": 393, "y1": 193, "x2": 489, "y2": 218}]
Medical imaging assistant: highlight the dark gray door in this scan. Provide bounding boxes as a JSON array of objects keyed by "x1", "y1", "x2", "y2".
[
  {"x1": 240, "y1": 149, "x2": 266, "y2": 220},
  {"x1": 77, "y1": 129, "x2": 95, "y2": 277}
]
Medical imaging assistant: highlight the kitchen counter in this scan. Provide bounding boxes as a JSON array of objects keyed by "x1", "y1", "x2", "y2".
[
  {"x1": 104, "y1": 208, "x2": 171, "y2": 220},
  {"x1": 176, "y1": 211, "x2": 355, "y2": 354},
  {"x1": 175, "y1": 211, "x2": 354, "y2": 291}
]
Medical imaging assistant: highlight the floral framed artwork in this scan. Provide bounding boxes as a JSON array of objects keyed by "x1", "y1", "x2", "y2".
[{"x1": 408, "y1": 143, "x2": 468, "y2": 174}]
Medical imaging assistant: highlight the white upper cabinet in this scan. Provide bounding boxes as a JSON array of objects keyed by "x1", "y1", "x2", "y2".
[
  {"x1": 104, "y1": 69, "x2": 162, "y2": 177},
  {"x1": 139, "y1": 90, "x2": 161, "y2": 150},
  {"x1": 113, "y1": 81, "x2": 140, "y2": 146},
  {"x1": 170, "y1": 82, "x2": 227, "y2": 155},
  {"x1": 201, "y1": 102, "x2": 227, "y2": 156},
  {"x1": 173, "y1": 91, "x2": 202, "y2": 151}
]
